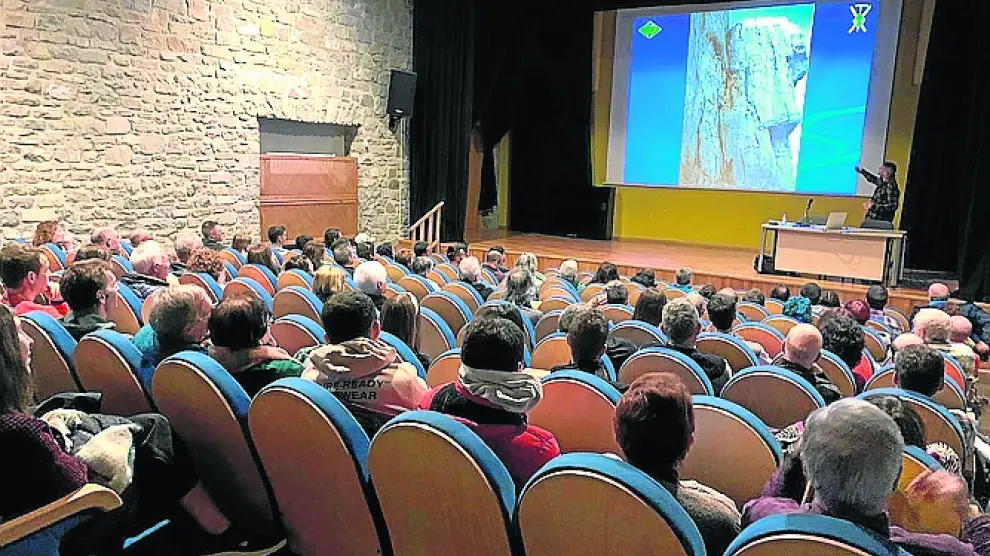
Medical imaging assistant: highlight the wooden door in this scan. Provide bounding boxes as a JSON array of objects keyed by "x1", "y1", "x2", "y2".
[{"x1": 259, "y1": 155, "x2": 358, "y2": 239}]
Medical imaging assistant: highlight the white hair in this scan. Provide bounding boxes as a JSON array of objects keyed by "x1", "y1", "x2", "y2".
[
  {"x1": 559, "y1": 260, "x2": 578, "y2": 278},
  {"x1": 354, "y1": 232, "x2": 374, "y2": 245},
  {"x1": 90, "y1": 226, "x2": 117, "y2": 244},
  {"x1": 516, "y1": 252, "x2": 538, "y2": 273},
  {"x1": 459, "y1": 256, "x2": 482, "y2": 282},
  {"x1": 661, "y1": 298, "x2": 700, "y2": 346},
  {"x1": 130, "y1": 240, "x2": 168, "y2": 276},
  {"x1": 801, "y1": 399, "x2": 903, "y2": 516},
  {"x1": 174, "y1": 233, "x2": 202, "y2": 262},
  {"x1": 353, "y1": 261, "x2": 387, "y2": 296},
  {"x1": 913, "y1": 308, "x2": 951, "y2": 343}
]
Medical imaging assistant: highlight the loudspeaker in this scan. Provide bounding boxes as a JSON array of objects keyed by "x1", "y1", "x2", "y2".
[{"x1": 387, "y1": 70, "x2": 417, "y2": 119}]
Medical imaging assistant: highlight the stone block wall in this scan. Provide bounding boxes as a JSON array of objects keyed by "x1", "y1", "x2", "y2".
[{"x1": 0, "y1": 0, "x2": 411, "y2": 244}]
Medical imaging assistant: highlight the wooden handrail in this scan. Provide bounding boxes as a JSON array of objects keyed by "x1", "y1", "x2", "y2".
[{"x1": 409, "y1": 201, "x2": 444, "y2": 252}]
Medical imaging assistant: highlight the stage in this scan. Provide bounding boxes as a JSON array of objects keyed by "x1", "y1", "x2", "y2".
[{"x1": 464, "y1": 229, "x2": 932, "y2": 315}]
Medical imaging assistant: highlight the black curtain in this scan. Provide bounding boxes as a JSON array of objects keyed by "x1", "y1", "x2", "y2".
[
  {"x1": 410, "y1": 0, "x2": 475, "y2": 241},
  {"x1": 901, "y1": 0, "x2": 990, "y2": 297}
]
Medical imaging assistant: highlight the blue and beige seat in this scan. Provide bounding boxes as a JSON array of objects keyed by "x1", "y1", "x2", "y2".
[
  {"x1": 608, "y1": 320, "x2": 666, "y2": 347},
  {"x1": 273, "y1": 286, "x2": 323, "y2": 323},
  {"x1": 435, "y1": 263, "x2": 460, "y2": 282},
  {"x1": 118, "y1": 239, "x2": 133, "y2": 256},
  {"x1": 681, "y1": 396, "x2": 782, "y2": 507},
  {"x1": 733, "y1": 322, "x2": 786, "y2": 359},
  {"x1": 697, "y1": 332, "x2": 759, "y2": 375},
  {"x1": 384, "y1": 281, "x2": 407, "y2": 300},
  {"x1": 422, "y1": 291, "x2": 473, "y2": 335},
  {"x1": 538, "y1": 286, "x2": 578, "y2": 303},
  {"x1": 418, "y1": 307, "x2": 457, "y2": 362},
  {"x1": 516, "y1": 453, "x2": 706, "y2": 556},
  {"x1": 20, "y1": 311, "x2": 80, "y2": 400},
  {"x1": 73, "y1": 329, "x2": 154, "y2": 416},
  {"x1": 385, "y1": 262, "x2": 410, "y2": 282},
  {"x1": 481, "y1": 267, "x2": 500, "y2": 286},
  {"x1": 887, "y1": 446, "x2": 960, "y2": 536},
  {"x1": 721, "y1": 366, "x2": 826, "y2": 429},
  {"x1": 863, "y1": 364, "x2": 967, "y2": 410},
  {"x1": 662, "y1": 287, "x2": 687, "y2": 301},
  {"x1": 862, "y1": 326, "x2": 888, "y2": 362},
  {"x1": 426, "y1": 268, "x2": 451, "y2": 286},
  {"x1": 178, "y1": 272, "x2": 224, "y2": 303},
  {"x1": 600, "y1": 304, "x2": 634, "y2": 324},
  {"x1": 527, "y1": 371, "x2": 622, "y2": 454},
  {"x1": 866, "y1": 318, "x2": 893, "y2": 337},
  {"x1": 39, "y1": 243, "x2": 67, "y2": 272},
  {"x1": 107, "y1": 282, "x2": 145, "y2": 335},
  {"x1": 427, "y1": 348, "x2": 463, "y2": 388},
  {"x1": 531, "y1": 332, "x2": 572, "y2": 370},
  {"x1": 219, "y1": 248, "x2": 247, "y2": 270},
  {"x1": 725, "y1": 514, "x2": 909, "y2": 555},
  {"x1": 814, "y1": 350, "x2": 857, "y2": 398},
  {"x1": 248, "y1": 379, "x2": 389, "y2": 556},
  {"x1": 276, "y1": 269, "x2": 314, "y2": 291},
  {"x1": 538, "y1": 296, "x2": 574, "y2": 314},
  {"x1": 942, "y1": 353, "x2": 966, "y2": 393},
  {"x1": 224, "y1": 277, "x2": 274, "y2": 310},
  {"x1": 534, "y1": 310, "x2": 564, "y2": 343},
  {"x1": 109, "y1": 255, "x2": 133, "y2": 280},
  {"x1": 378, "y1": 331, "x2": 427, "y2": 380},
  {"x1": 441, "y1": 281, "x2": 485, "y2": 313},
  {"x1": 270, "y1": 315, "x2": 325, "y2": 356},
  {"x1": 238, "y1": 264, "x2": 278, "y2": 296},
  {"x1": 618, "y1": 347, "x2": 714, "y2": 395},
  {"x1": 885, "y1": 307, "x2": 910, "y2": 333},
  {"x1": 397, "y1": 274, "x2": 438, "y2": 301},
  {"x1": 737, "y1": 301, "x2": 770, "y2": 322},
  {"x1": 859, "y1": 388, "x2": 967, "y2": 458},
  {"x1": 763, "y1": 315, "x2": 800, "y2": 337},
  {"x1": 368, "y1": 411, "x2": 520, "y2": 556},
  {"x1": 580, "y1": 283, "x2": 605, "y2": 303},
  {"x1": 0, "y1": 484, "x2": 122, "y2": 556},
  {"x1": 764, "y1": 298, "x2": 785, "y2": 315}
]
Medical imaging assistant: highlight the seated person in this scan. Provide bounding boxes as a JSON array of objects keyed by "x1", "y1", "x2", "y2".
[
  {"x1": 706, "y1": 293, "x2": 736, "y2": 333},
  {"x1": 483, "y1": 250, "x2": 507, "y2": 284},
  {"x1": 121, "y1": 241, "x2": 170, "y2": 300},
  {"x1": 0, "y1": 243, "x2": 67, "y2": 317},
  {"x1": 74, "y1": 243, "x2": 112, "y2": 263},
  {"x1": 459, "y1": 256, "x2": 493, "y2": 300},
  {"x1": 550, "y1": 310, "x2": 616, "y2": 383},
  {"x1": 632, "y1": 289, "x2": 666, "y2": 327},
  {"x1": 783, "y1": 296, "x2": 813, "y2": 324},
  {"x1": 323, "y1": 227, "x2": 342, "y2": 247},
  {"x1": 267, "y1": 225, "x2": 287, "y2": 248},
  {"x1": 671, "y1": 267, "x2": 693, "y2": 293},
  {"x1": 293, "y1": 234, "x2": 314, "y2": 252},
  {"x1": 90, "y1": 226, "x2": 121, "y2": 255},
  {"x1": 744, "y1": 399, "x2": 990, "y2": 555},
  {"x1": 506, "y1": 268, "x2": 542, "y2": 325},
  {"x1": 301, "y1": 292, "x2": 428, "y2": 436},
  {"x1": 353, "y1": 261, "x2": 388, "y2": 312},
  {"x1": 376, "y1": 243, "x2": 394, "y2": 260},
  {"x1": 413, "y1": 240, "x2": 430, "y2": 258},
  {"x1": 355, "y1": 240, "x2": 374, "y2": 262},
  {"x1": 656, "y1": 298, "x2": 731, "y2": 393},
  {"x1": 630, "y1": 268, "x2": 657, "y2": 289},
  {"x1": 684, "y1": 292, "x2": 708, "y2": 324},
  {"x1": 800, "y1": 282, "x2": 822, "y2": 307},
  {"x1": 394, "y1": 248, "x2": 413, "y2": 269},
  {"x1": 302, "y1": 241, "x2": 326, "y2": 270},
  {"x1": 604, "y1": 280, "x2": 629, "y2": 306},
  {"x1": 171, "y1": 233, "x2": 202, "y2": 275},
  {"x1": 915, "y1": 308, "x2": 977, "y2": 379},
  {"x1": 558, "y1": 259, "x2": 582, "y2": 294},
  {"x1": 446, "y1": 243, "x2": 468, "y2": 266},
  {"x1": 820, "y1": 314, "x2": 870, "y2": 390},
  {"x1": 867, "y1": 284, "x2": 904, "y2": 334},
  {"x1": 410, "y1": 255, "x2": 434, "y2": 278},
  {"x1": 208, "y1": 294, "x2": 303, "y2": 397},
  {"x1": 60, "y1": 260, "x2": 118, "y2": 340},
  {"x1": 381, "y1": 293, "x2": 431, "y2": 370},
  {"x1": 770, "y1": 285, "x2": 790, "y2": 302},
  {"x1": 845, "y1": 299, "x2": 872, "y2": 325},
  {"x1": 697, "y1": 284, "x2": 717, "y2": 301},
  {"x1": 775, "y1": 324, "x2": 841, "y2": 404},
  {"x1": 591, "y1": 262, "x2": 620, "y2": 285},
  {"x1": 312, "y1": 265, "x2": 349, "y2": 303},
  {"x1": 911, "y1": 282, "x2": 952, "y2": 324},
  {"x1": 200, "y1": 220, "x2": 224, "y2": 251},
  {"x1": 33, "y1": 220, "x2": 70, "y2": 250},
  {"x1": 895, "y1": 344, "x2": 948, "y2": 400},
  {"x1": 615, "y1": 373, "x2": 741, "y2": 555},
  {"x1": 230, "y1": 234, "x2": 250, "y2": 255},
  {"x1": 819, "y1": 289, "x2": 841, "y2": 308},
  {"x1": 419, "y1": 318, "x2": 559, "y2": 488},
  {"x1": 246, "y1": 243, "x2": 281, "y2": 277},
  {"x1": 743, "y1": 288, "x2": 766, "y2": 306},
  {"x1": 559, "y1": 303, "x2": 635, "y2": 371},
  {"x1": 331, "y1": 238, "x2": 356, "y2": 273},
  {"x1": 283, "y1": 255, "x2": 314, "y2": 274},
  {"x1": 133, "y1": 285, "x2": 211, "y2": 368},
  {"x1": 515, "y1": 252, "x2": 544, "y2": 289},
  {"x1": 185, "y1": 247, "x2": 226, "y2": 284}
]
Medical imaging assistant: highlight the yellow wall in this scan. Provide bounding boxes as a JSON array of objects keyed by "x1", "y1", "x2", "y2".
[{"x1": 595, "y1": 2, "x2": 931, "y2": 249}]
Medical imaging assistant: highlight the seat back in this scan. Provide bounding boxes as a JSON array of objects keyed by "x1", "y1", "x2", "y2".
[
  {"x1": 426, "y1": 269, "x2": 451, "y2": 286},
  {"x1": 481, "y1": 267, "x2": 500, "y2": 286},
  {"x1": 118, "y1": 239, "x2": 133, "y2": 256},
  {"x1": 721, "y1": 366, "x2": 826, "y2": 429},
  {"x1": 580, "y1": 283, "x2": 605, "y2": 302},
  {"x1": 397, "y1": 274, "x2": 437, "y2": 301},
  {"x1": 20, "y1": 312, "x2": 80, "y2": 400},
  {"x1": 866, "y1": 319, "x2": 892, "y2": 336},
  {"x1": 276, "y1": 269, "x2": 314, "y2": 291},
  {"x1": 942, "y1": 353, "x2": 966, "y2": 392},
  {"x1": 270, "y1": 315, "x2": 325, "y2": 356},
  {"x1": 249, "y1": 379, "x2": 387, "y2": 556},
  {"x1": 443, "y1": 281, "x2": 485, "y2": 313},
  {"x1": 0, "y1": 484, "x2": 122, "y2": 556},
  {"x1": 884, "y1": 307, "x2": 910, "y2": 333},
  {"x1": 435, "y1": 263, "x2": 460, "y2": 282},
  {"x1": 488, "y1": 288, "x2": 507, "y2": 301},
  {"x1": 764, "y1": 299, "x2": 785, "y2": 315},
  {"x1": 178, "y1": 272, "x2": 223, "y2": 303},
  {"x1": 663, "y1": 287, "x2": 687, "y2": 301},
  {"x1": 725, "y1": 514, "x2": 908, "y2": 556},
  {"x1": 219, "y1": 248, "x2": 247, "y2": 269},
  {"x1": 764, "y1": 315, "x2": 800, "y2": 337},
  {"x1": 150, "y1": 351, "x2": 277, "y2": 535},
  {"x1": 369, "y1": 411, "x2": 518, "y2": 556},
  {"x1": 887, "y1": 446, "x2": 960, "y2": 536},
  {"x1": 697, "y1": 332, "x2": 759, "y2": 374},
  {"x1": 538, "y1": 296, "x2": 574, "y2": 314},
  {"x1": 107, "y1": 282, "x2": 144, "y2": 335},
  {"x1": 238, "y1": 264, "x2": 278, "y2": 296},
  {"x1": 427, "y1": 348, "x2": 462, "y2": 388},
  {"x1": 517, "y1": 453, "x2": 705, "y2": 556},
  {"x1": 527, "y1": 372, "x2": 622, "y2": 454},
  {"x1": 618, "y1": 347, "x2": 714, "y2": 395},
  {"x1": 109, "y1": 255, "x2": 133, "y2": 280},
  {"x1": 862, "y1": 326, "x2": 888, "y2": 362},
  {"x1": 73, "y1": 330, "x2": 154, "y2": 416},
  {"x1": 817, "y1": 350, "x2": 858, "y2": 398},
  {"x1": 539, "y1": 287, "x2": 577, "y2": 303},
  {"x1": 737, "y1": 302, "x2": 770, "y2": 322},
  {"x1": 608, "y1": 320, "x2": 666, "y2": 347},
  {"x1": 430, "y1": 253, "x2": 448, "y2": 264},
  {"x1": 384, "y1": 281, "x2": 407, "y2": 300},
  {"x1": 39, "y1": 243, "x2": 67, "y2": 272},
  {"x1": 273, "y1": 286, "x2": 323, "y2": 323},
  {"x1": 531, "y1": 332, "x2": 572, "y2": 370},
  {"x1": 422, "y1": 291, "x2": 473, "y2": 335},
  {"x1": 418, "y1": 307, "x2": 457, "y2": 361},
  {"x1": 733, "y1": 322, "x2": 786, "y2": 358},
  {"x1": 224, "y1": 278, "x2": 274, "y2": 310},
  {"x1": 534, "y1": 310, "x2": 564, "y2": 343},
  {"x1": 681, "y1": 396, "x2": 782, "y2": 507},
  {"x1": 385, "y1": 262, "x2": 410, "y2": 282},
  {"x1": 378, "y1": 331, "x2": 427, "y2": 380},
  {"x1": 601, "y1": 304, "x2": 634, "y2": 324},
  {"x1": 859, "y1": 388, "x2": 966, "y2": 457}
]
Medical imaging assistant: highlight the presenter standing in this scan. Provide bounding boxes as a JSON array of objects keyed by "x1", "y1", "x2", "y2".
[{"x1": 855, "y1": 162, "x2": 900, "y2": 223}]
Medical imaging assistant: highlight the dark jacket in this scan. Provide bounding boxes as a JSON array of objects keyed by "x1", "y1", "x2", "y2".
[
  {"x1": 466, "y1": 279, "x2": 493, "y2": 301},
  {"x1": 858, "y1": 168, "x2": 900, "y2": 222},
  {"x1": 61, "y1": 312, "x2": 115, "y2": 341},
  {"x1": 775, "y1": 358, "x2": 842, "y2": 404},
  {"x1": 203, "y1": 238, "x2": 225, "y2": 251},
  {"x1": 606, "y1": 337, "x2": 637, "y2": 372},
  {"x1": 654, "y1": 470, "x2": 741, "y2": 556},
  {"x1": 120, "y1": 272, "x2": 168, "y2": 300},
  {"x1": 549, "y1": 361, "x2": 627, "y2": 393},
  {"x1": 367, "y1": 291, "x2": 386, "y2": 313},
  {"x1": 643, "y1": 343, "x2": 731, "y2": 393}
]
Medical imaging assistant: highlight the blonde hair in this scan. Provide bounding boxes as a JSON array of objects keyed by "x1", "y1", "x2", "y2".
[
  {"x1": 147, "y1": 285, "x2": 212, "y2": 344},
  {"x1": 313, "y1": 266, "x2": 349, "y2": 302}
]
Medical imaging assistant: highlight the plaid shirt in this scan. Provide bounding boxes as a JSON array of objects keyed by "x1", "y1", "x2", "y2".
[{"x1": 860, "y1": 169, "x2": 900, "y2": 221}]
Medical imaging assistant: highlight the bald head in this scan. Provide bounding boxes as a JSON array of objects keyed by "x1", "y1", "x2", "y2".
[
  {"x1": 685, "y1": 292, "x2": 706, "y2": 317},
  {"x1": 784, "y1": 324, "x2": 823, "y2": 368},
  {"x1": 892, "y1": 332, "x2": 924, "y2": 353},
  {"x1": 913, "y1": 308, "x2": 951, "y2": 343},
  {"x1": 950, "y1": 316, "x2": 972, "y2": 343},
  {"x1": 928, "y1": 282, "x2": 950, "y2": 301}
]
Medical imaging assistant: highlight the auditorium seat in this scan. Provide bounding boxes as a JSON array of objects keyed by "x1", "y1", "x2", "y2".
[
  {"x1": 221, "y1": 262, "x2": 237, "y2": 284},
  {"x1": 764, "y1": 299, "x2": 785, "y2": 315},
  {"x1": 435, "y1": 263, "x2": 460, "y2": 282},
  {"x1": 368, "y1": 411, "x2": 519, "y2": 556},
  {"x1": 270, "y1": 315, "x2": 325, "y2": 357},
  {"x1": 118, "y1": 239, "x2": 133, "y2": 256},
  {"x1": 608, "y1": 320, "x2": 666, "y2": 347},
  {"x1": 378, "y1": 331, "x2": 427, "y2": 380},
  {"x1": 538, "y1": 296, "x2": 574, "y2": 314},
  {"x1": 397, "y1": 274, "x2": 438, "y2": 301},
  {"x1": 276, "y1": 269, "x2": 314, "y2": 291},
  {"x1": 888, "y1": 446, "x2": 960, "y2": 537},
  {"x1": 859, "y1": 388, "x2": 966, "y2": 457},
  {"x1": 737, "y1": 301, "x2": 770, "y2": 322},
  {"x1": 763, "y1": 315, "x2": 800, "y2": 337},
  {"x1": 531, "y1": 332, "x2": 572, "y2": 370},
  {"x1": 733, "y1": 322, "x2": 786, "y2": 358},
  {"x1": 540, "y1": 277, "x2": 578, "y2": 298},
  {"x1": 697, "y1": 332, "x2": 759, "y2": 375},
  {"x1": 865, "y1": 319, "x2": 893, "y2": 337},
  {"x1": 109, "y1": 255, "x2": 133, "y2": 280},
  {"x1": 517, "y1": 453, "x2": 705, "y2": 556},
  {"x1": 534, "y1": 310, "x2": 564, "y2": 343},
  {"x1": 600, "y1": 304, "x2": 634, "y2": 324},
  {"x1": 481, "y1": 267, "x2": 499, "y2": 286},
  {"x1": 108, "y1": 282, "x2": 144, "y2": 335},
  {"x1": 427, "y1": 348, "x2": 462, "y2": 388},
  {"x1": 618, "y1": 347, "x2": 714, "y2": 395},
  {"x1": 178, "y1": 272, "x2": 224, "y2": 303},
  {"x1": 418, "y1": 307, "x2": 457, "y2": 361},
  {"x1": 273, "y1": 286, "x2": 323, "y2": 323},
  {"x1": 884, "y1": 307, "x2": 910, "y2": 333},
  {"x1": 580, "y1": 283, "x2": 605, "y2": 303},
  {"x1": 725, "y1": 514, "x2": 904, "y2": 555},
  {"x1": 0, "y1": 484, "x2": 122, "y2": 556},
  {"x1": 219, "y1": 248, "x2": 247, "y2": 269},
  {"x1": 426, "y1": 268, "x2": 451, "y2": 286},
  {"x1": 442, "y1": 281, "x2": 485, "y2": 313},
  {"x1": 527, "y1": 371, "x2": 622, "y2": 455},
  {"x1": 40, "y1": 243, "x2": 67, "y2": 272},
  {"x1": 248, "y1": 379, "x2": 389, "y2": 556},
  {"x1": 539, "y1": 286, "x2": 578, "y2": 303},
  {"x1": 238, "y1": 264, "x2": 278, "y2": 296},
  {"x1": 628, "y1": 288, "x2": 644, "y2": 307},
  {"x1": 488, "y1": 288, "x2": 507, "y2": 301},
  {"x1": 224, "y1": 277, "x2": 274, "y2": 310},
  {"x1": 385, "y1": 262, "x2": 410, "y2": 282},
  {"x1": 816, "y1": 350, "x2": 857, "y2": 398},
  {"x1": 20, "y1": 311, "x2": 80, "y2": 400},
  {"x1": 942, "y1": 353, "x2": 967, "y2": 392},
  {"x1": 681, "y1": 396, "x2": 782, "y2": 507},
  {"x1": 862, "y1": 326, "x2": 888, "y2": 362},
  {"x1": 422, "y1": 291, "x2": 473, "y2": 335},
  {"x1": 662, "y1": 287, "x2": 686, "y2": 301},
  {"x1": 721, "y1": 366, "x2": 826, "y2": 429},
  {"x1": 73, "y1": 329, "x2": 154, "y2": 416},
  {"x1": 384, "y1": 281, "x2": 407, "y2": 300}
]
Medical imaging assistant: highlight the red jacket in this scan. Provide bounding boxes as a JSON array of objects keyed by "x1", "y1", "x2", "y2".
[
  {"x1": 419, "y1": 382, "x2": 559, "y2": 489},
  {"x1": 2, "y1": 289, "x2": 68, "y2": 319}
]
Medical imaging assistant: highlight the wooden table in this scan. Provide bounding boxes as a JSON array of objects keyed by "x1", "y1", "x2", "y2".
[{"x1": 758, "y1": 222, "x2": 907, "y2": 286}]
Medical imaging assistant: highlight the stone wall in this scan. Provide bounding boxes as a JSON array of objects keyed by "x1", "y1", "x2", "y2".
[{"x1": 0, "y1": 0, "x2": 411, "y2": 244}]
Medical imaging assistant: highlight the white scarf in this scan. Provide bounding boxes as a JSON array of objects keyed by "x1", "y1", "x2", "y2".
[{"x1": 458, "y1": 364, "x2": 543, "y2": 413}]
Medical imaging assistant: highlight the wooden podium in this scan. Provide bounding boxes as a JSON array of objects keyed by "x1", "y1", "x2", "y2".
[
  {"x1": 758, "y1": 222, "x2": 907, "y2": 286},
  {"x1": 259, "y1": 155, "x2": 358, "y2": 238}
]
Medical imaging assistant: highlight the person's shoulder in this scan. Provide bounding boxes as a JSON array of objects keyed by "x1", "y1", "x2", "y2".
[
  {"x1": 679, "y1": 480, "x2": 742, "y2": 519},
  {"x1": 0, "y1": 412, "x2": 47, "y2": 440}
]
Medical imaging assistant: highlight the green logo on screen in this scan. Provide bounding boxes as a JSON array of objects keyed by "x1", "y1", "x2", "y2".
[{"x1": 638, "y1": 20, "x2": 662, "y2": 40}]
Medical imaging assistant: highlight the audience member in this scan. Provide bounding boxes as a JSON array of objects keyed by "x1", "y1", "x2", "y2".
[
  {"x1": 323, "y1": 227, "x2": 342, "y2": 247},
  {"x1": 33, "y1": 221, "x2": 69, "y2": 250},
  {"x1": 615, "y1": 373, "x2": 741, "y2": 554},
  {"x1": 866, "y1": 284, "x2": 904, "y2": 334},
  {"x1": 446, "y1": 243, "x2": 468, "y2": 266},
  {"x1": 744, "y1": 399, "x2": 989, "y2": 555},
  {"x1": 506, "y1": 268, "x2": 542, "y2": 325},
  {"x1": 394, "y1": 248, "x2": 413, "y2": 268},
  {"x1": 186, "y1": 248, "x2": 226, "y2": 283},
  {"x1": 0, "y1": 244, "x2": 67, "y2": 318},
  {"x1": 592, "y1": 262, "x2": 620, "y2": 285},
  {"x1": 743, "y1": 288, "x2": 765, "y2": 306},
  {"x1": 208, "y1": 294, "x2": 303, "y2": 397},
  {"x1": 413, "y1": 240, "x2": 429, "y2": 258},
  {"x1": 951, "y1": 316, "x2": 973, "y2": 345},
  {"x1": 844, "y1": 299, "x2": 871, "y2": 325},
  {"x1": 230, "y1": 234, "x2": 250, "y2": 254},
  {"x1": 332, "y1": 239, "x2": 356, "y2": 273},
  {"x1": 376, "y1": 243, "x2": 394, "y2": 260},
  {"x1": 476, "y1": 303, "x2": 529, "y2": 340},
  {"x1": 459, "y1": 256, "x2": 493, "y2": 301},
  {"x1": 800, "y1": 282, "x2": 822, "y2": 306},
  {"x1": 246, "y1": 243, "x2": 281, "y2": 277},
  {"x1": 294, "y1": 235, "x2": 314, "y2": 252},
  {"x1": 659, "y1": 298, "x2": 731, "y2": 392},
  {"x1": 894, "y1": 344, "x2": 945, "y2": 398},
  {"x1": 356, "y1": 241, "x2": 374, "y2": 262},
  {"x1": 914, "y1": 308, "x2": 976, "y2": 378},
  {"x1": 410, "y1": 256, "x2": 434, "y2": 278},
  {"x1": 201, "y1": 221, "x2": 224, "y2": 251},
  {"x1": 706, "y1": 293, "x2": 736, "y2": 333},
  {"x1": 74, "y1": 243, "x2": 112, "y2": 263},
  {"x1": 515, "y1": 252, "x2": 544, "y2": 288},
  {"x1": 604, "y1": 280, "x2": 629, "y2": 305},
  {"x1": 820, "y1": 315, "x2": 869, "y2": 388},
  {"x1": 770, "y1": 285, "x2": 790, "y2": 302},
  {"x1": 90, "y1": 226, "x2": 121, "y2": 255},
  {"x1": 685, "y1": 292, "x2": 708, "y2": 322},
  {"x1": 550, "y1": 310, "x2": 615, "y2": 383},
  {"x1": 302, "y1": 241, "x2": 326, "y2": 270},
  {"x1": 633, "y1": 289, "x2": 667, "y2": 327},
  {"x1": 558, "y1": 260, "x2": 582, "y2": 293},
  {"x1": 267, "y1": 225, "x2": 287, "y2": 248},
  {"x1": 121, "y1": 241, "x2": 170, "y2": 300},
  {"x1": 301, "y1": 292, "x2": 428, "y2": 437},
  {"x1": 282, "y1": 255, "x2": 314, "y2": 275},
  {"x1": 484, "y1": 250, "x2": 507, "y2": 283},
  {"x1": 353, "y1": 261, "x2": 388, "y2": 312},
  {"x1": 60, "y1": 260, "x2": 118, "y2": 340},
  {"x1": 819, "y1": 289, "x2": 841, "y2": 308},
  {"x1": 312, "y1": 266, "x2": 349, "y2": 303},
  {"x1": 133, "y1": 285, "x2": 211, "y2": 368},
  {"x1": 697, "y1": 284, "x2": 717, "y2": 301},
  {"x1": 816, "y1": 306, "x2": 855, "y2": 331},
  {"x1": 419, "y1": 317, "x2": 559, "y2": 488},
  {"x1": 630, "y1": 268, "x2": 657, "y2": 289},
  {"x1": 381, "y1": 292, "x2": 430, "y2": 370},
  {"x1": 783, "y1": 296, "x2": 813, "y2": 324},
  {"x1": 776, "y1": 324, "x2": 840, "y2": 404},
  {"x1": 672, "y1": 267, "x2": 693, "y2": 293},
  {"x1": 172, "y1": 233, "x2": 202, "y2": 274},
  {"x1": 559, "y1": 303, "x2": 636, "y2": 370},
  {"x1": 128, "y1": 229, "x2": 152, "y2": 248}
]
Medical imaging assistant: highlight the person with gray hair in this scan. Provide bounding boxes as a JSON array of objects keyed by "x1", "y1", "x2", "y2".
[
  {"x1": 656, "y1": 298, "x2": 730, "y2": 392},
  {"x1": 515, "y1": 252, "x2": 545, "y2": 290},
  {"x1": 121, "y1": 240, "x2": 171, "y2": 300},
  {"x1": 90, "y1": 226, "x2": 121, "y2": 255},
  {"x1": 915, "y1": 308, "x2": 977, "y2": 377},
  {"x1": 673, "y1": 267, "x2": 692, "y2": 293},
  {"x1": 558, "y1": 259, "x2": 584, "y2": 294},
  {"x1": 744, "y1": 398, "x2": 990, "y2": 554},
  {"x1": 506, "y1": 267, "x2": 542, "y2": 325},
  {"x1": 459, "y1": 256, "x2": 493, "y2": 301},
  {"x1": 353, "y1": 261, "x2": 388, "y2": 311},
  {"x1": 171, "y1": 232, "x2": 203, "y2": 274}
]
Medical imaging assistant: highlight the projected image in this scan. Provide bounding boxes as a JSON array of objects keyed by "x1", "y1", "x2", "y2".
[{"x1": 615, "y1": 1, "x2": 882, "y2": 195}]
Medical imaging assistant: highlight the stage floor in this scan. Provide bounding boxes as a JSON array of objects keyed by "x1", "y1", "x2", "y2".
[{"x1": 464, "y1": 229, "x2": 930, "y2": 314}]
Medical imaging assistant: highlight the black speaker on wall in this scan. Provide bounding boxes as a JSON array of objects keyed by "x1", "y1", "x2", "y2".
[{"x1": 387, "y1": 70, "x2": 417, "y2": 130}]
